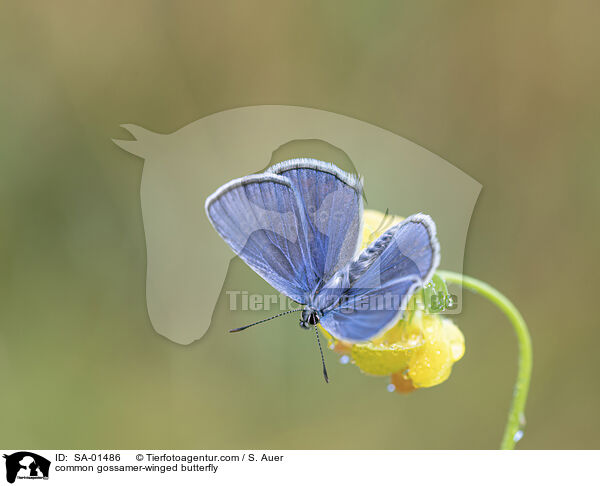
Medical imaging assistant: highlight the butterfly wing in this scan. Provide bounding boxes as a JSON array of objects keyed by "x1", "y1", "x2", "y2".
[
  {"x1": 205, "y1": 173, "x2": 316, "y2": 303},
  {"x1": 318, "y1": 214, "x2": 440, "y2": 342},
  {"x1": 267, "y1": 159, "x2": 363, "y2": 286}
]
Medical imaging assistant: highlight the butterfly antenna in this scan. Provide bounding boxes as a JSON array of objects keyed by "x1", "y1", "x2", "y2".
[
  {"x1": 229, "y1": 309, "x2": 301, "y2": 333},
  {"x1": 370, "y1": 207, "x2": 390, "y2": 240},
  {"x1": 314, "y1": 326, "x2": 329, "y2": 383}
]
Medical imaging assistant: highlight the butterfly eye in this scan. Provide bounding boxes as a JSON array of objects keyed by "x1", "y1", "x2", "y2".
[{"x1": 308, "y1": 313, "x2": 319, "y2": 325}]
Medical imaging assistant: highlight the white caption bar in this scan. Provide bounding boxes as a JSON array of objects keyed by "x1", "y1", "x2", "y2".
[{"x1": 0, "y1": 450, "x2": 596, "y2": 485}]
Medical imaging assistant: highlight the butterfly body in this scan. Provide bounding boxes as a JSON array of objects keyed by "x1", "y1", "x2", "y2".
[{"x1": 299, "y1": 307, "x2": 321, "y2": 329}]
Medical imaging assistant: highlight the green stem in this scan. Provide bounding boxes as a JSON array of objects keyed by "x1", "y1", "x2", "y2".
[{"x1": 436, "y1": 270, "x2": 532, "y2": 450}]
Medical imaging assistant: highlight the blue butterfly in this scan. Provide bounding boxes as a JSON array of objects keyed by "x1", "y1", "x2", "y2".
[{"x1": 205, "y1": 159, "x2": 440, "y2": 381}]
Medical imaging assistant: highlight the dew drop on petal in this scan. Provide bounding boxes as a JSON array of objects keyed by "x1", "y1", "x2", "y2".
[
  {"x1": 451, "y1": 343, "x2": 463, "y2": 360},
  {"x1": 387, "y1": 384, "x2": 396, "y2": 393},
  {"x1": 339, "y1": 355, "x2": 350, "y2": 365}
]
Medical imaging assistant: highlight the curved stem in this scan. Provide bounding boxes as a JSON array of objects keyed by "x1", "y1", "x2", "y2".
[{"x1": 436, "y1": 270, "x2": 533, "y2": 450}]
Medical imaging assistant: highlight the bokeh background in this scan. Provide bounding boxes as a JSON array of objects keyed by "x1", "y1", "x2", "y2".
[{"x1": 1, "y1": 1, "x2": 599, "y2": 449}]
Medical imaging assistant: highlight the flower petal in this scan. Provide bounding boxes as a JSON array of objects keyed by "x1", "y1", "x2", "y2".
[{"x1": 407, "y1": 315, "x2": 464, "y2": 388}]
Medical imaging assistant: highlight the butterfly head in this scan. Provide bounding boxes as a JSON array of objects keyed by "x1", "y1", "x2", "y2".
[{"x1": 299, "y1": 307, "x2": 321, "y2": 330}]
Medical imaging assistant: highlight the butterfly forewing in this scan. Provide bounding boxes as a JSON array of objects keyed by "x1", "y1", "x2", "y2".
[
  {"x1": 205, "y1": 173, "x2": 316, "y2": 303},
  {"x1": 268, "y1": 159, "x2": 363, "y2": 286}
]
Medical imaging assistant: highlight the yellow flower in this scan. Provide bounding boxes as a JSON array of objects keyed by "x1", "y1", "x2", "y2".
[{"x1": 322, "y1": 209, "x2": 465, "y2": 392}]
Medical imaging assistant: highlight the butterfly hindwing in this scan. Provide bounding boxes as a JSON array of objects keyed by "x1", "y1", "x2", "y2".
[{"x1": 318, "y1": 214, "x2": 440, "y2": 342}]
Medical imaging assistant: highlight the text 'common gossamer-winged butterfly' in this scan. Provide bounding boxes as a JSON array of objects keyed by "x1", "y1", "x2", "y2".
[{"x1": 205, "y1": 159, "x2": 440, "y2": 383}]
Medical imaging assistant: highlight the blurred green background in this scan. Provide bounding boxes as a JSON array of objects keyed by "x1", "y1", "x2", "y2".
[{"x1": 1, "y1": 1, "x2": 599, "y2": 449}]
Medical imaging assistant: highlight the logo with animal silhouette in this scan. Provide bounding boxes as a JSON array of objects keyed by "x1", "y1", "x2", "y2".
[
  {"x1": 2, "y1": 452, "x2": 50, "y2": 483},
  {"x1": 113, "y1": 105, "x2": 480, "y2": 346}
]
